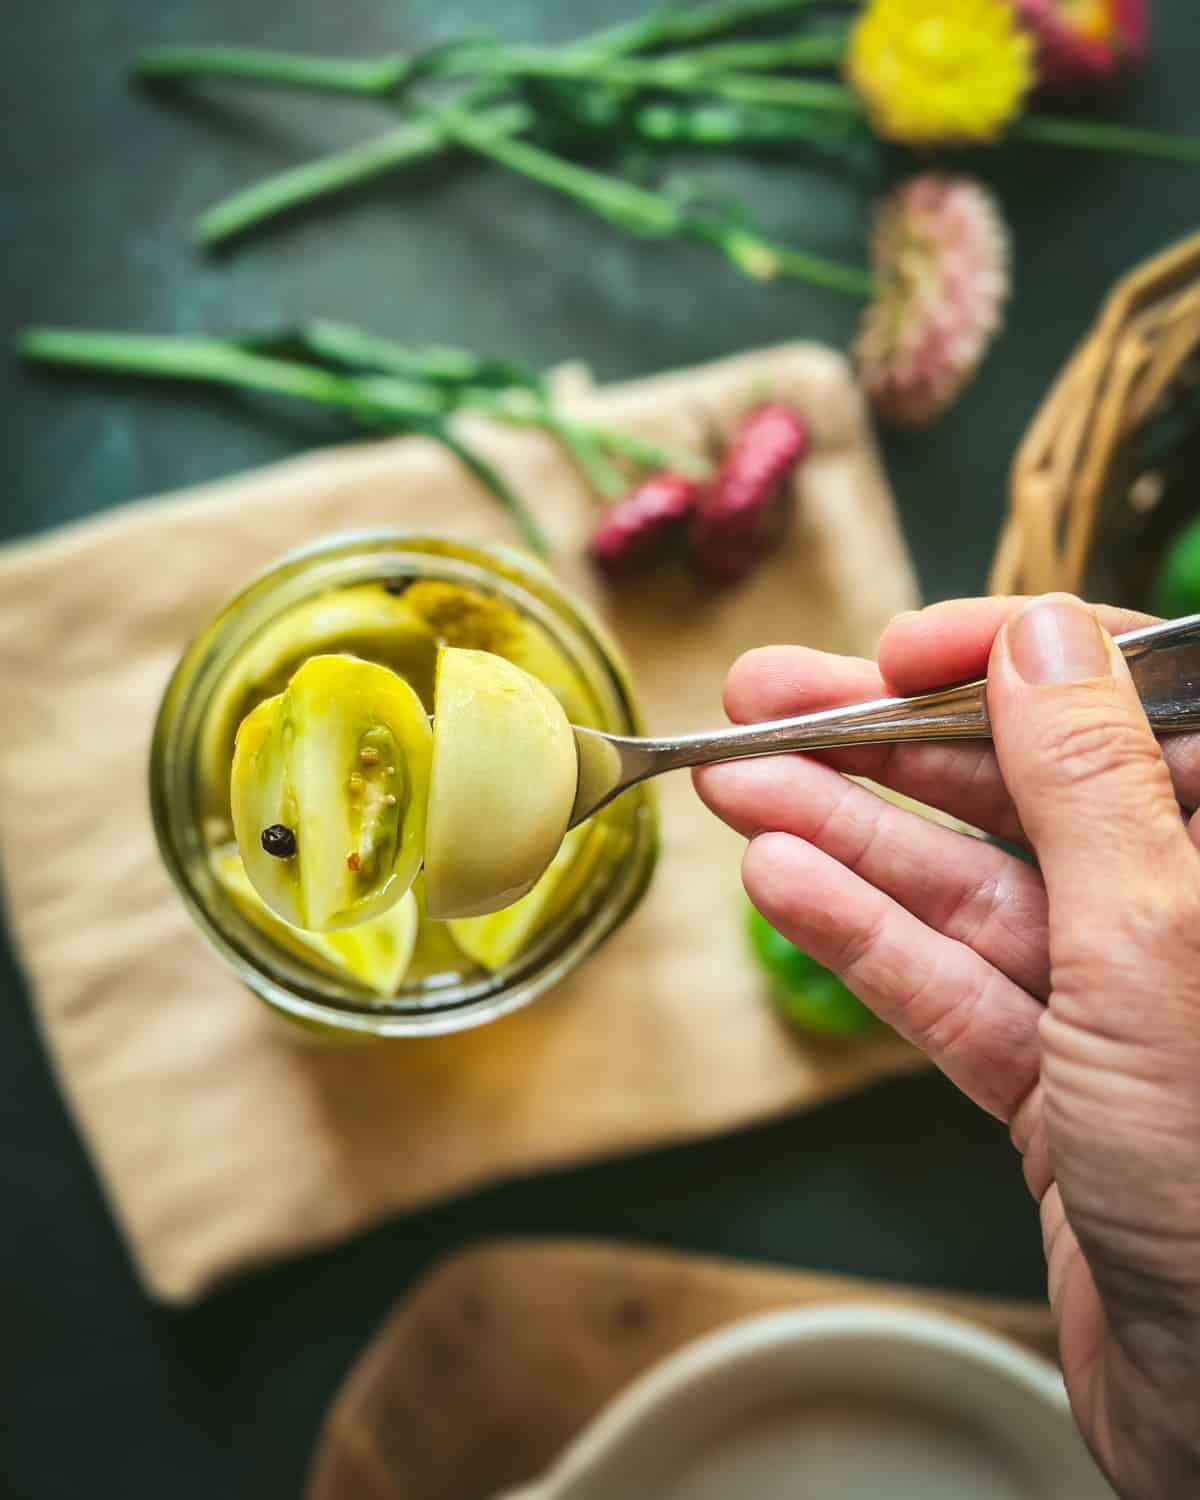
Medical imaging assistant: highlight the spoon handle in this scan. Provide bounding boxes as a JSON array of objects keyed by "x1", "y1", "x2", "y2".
[{"x1": 636, "y1": 613, "x2": 1200, "y2": 777}]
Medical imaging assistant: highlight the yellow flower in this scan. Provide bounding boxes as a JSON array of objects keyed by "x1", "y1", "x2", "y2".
[{"x1": 847, "y1": 0, "x2": 1034, "y2": 145}]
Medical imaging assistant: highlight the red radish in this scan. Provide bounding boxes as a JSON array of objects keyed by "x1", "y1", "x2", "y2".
[
  {"x1": 690, "y1": 402, "x2": 809, "y2": 583},
  {"x1": 588, "y1": 471, "x2": 702, "y2": 575}
]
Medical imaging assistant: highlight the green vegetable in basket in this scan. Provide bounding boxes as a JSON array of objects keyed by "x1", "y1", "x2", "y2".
[
  {"x1": 746, "y1": 905, "x2": 879, "y2": 1039},
  {"x1": 1151, "y1": 515, "x2": 1200, "y2": 620}
]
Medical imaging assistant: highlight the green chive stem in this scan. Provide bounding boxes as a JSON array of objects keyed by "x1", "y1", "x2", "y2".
[
  {"x1": 195, "y1": 97, "x2": 528, "y2": 245},
  {"x1": 439, "y1": 109, "x2": 872, "y2": 297},
  {"x1": 136, "y1": 44, "x2": 414, "y2": 95},
  {"x1": 17, "y1": 329, "x2": 550, "y2": 552},
  {"x1": 441, "y1": 31, "x2": 848, "y2": 86},
  {"x1": 141, "y1": 2, "x2": 830, "y2": 94},
  {"x1": 188, "y1": 0, "x2": 837, "y2": 244},
  {"x1": 1012, "y1": 113, "x2": 1200, "y2": 165}
]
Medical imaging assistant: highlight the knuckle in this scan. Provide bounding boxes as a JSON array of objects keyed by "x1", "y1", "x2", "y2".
[
  {"x1": 1053, "y1": 875, "x2": 1200, "y2": 1003},
  {"x1": 1036, "y1": 708, "x2": 1163, "y2": 793},
  {"x1": 830, "y1": 910, "x2": 885, "y2": 978},
  {"x1": 1117, "y1": 879, "x2": 1200, "y2": 957}
]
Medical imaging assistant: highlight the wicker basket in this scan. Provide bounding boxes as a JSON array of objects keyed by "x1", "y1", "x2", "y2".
[{"x1": 991, "y1": 232, "x2": 1200, "y2": 609}]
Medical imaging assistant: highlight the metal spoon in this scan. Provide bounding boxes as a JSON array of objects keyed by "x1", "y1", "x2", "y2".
[{"x1": 568, "y1": 613, "x2": 1200, "y2": 828}]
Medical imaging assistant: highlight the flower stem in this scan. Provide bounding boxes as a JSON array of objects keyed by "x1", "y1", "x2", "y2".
[
  {"x1": 571, "y1": 422, "x2": 697, "y2": 473},
  {"x1": 404, "y1": 418, "x2": 549, "y2": 553},
  {"x1": 586, "y1": 0, "x2": 832, "y2": 59},
  {"x1": 260, "y1": 321, "x2": 662, "y2": 492},
  {"x1": 438, "y1": 108, "x2": 873, "y2": 296},
  {"x1": 1011, "y1": 113, "x2": 1200, "y2": 165},
  {"x1": 487, "y1": 403, "x2": 629, "y2": 498},
  {"x1": 632, "y1": 99, "x2": 869, "y2": 147},
  {"x1": 243, "y1": 320, "x2": 682, "y2": 493},
  {"x1": 636, "y1": 31, "x2": 848, "y2": 75},
  {"x1": 266, "y1": 319, "x2": 547, "y2": 393},
  {"x1": 195, "y1": 98, "x2": 529, "y2": 245},
  {"x1": 136, "y1": 44, "x2": 415, "y2": 95},
  {"x1": 548, "y1": 423, "x2": 629, "y2": 498},
  {"x1": 442, "y1": 32, "x2": 849, "y2": 87},
  {"x1": 19, "y1": 328, "x2": 420, "y2": 408},
  {"x1": 186, "y1": 0, "x2": 835, "y2": 244},
  {"x1": 435, "y1": 108, "x2": 683, "y2": 235},
  {"x1": 662, "y1": 71, "x2": 867, "y2": 114},
  {"x1": 292, "y1": 328, "x2": 690, "y2": 492},
  {"x1": 137, "y1": 1, "x2": 827, "y2": 97},
  {"x1": 712, "y1": 226, "x2": 875, "y2": 295},
  {"x1": 459, "y1": 386, "x2": 692, "y2": 492},
  {"x1": 17, "y1": 329, "x2": 549, "y2": 553}
]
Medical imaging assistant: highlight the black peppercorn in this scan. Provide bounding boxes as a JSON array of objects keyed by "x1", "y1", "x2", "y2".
[
  {"x1": 261, "y1": 824, "x2": 297, "y2": 859},
  {"x1": 382, "y1": 577, "x2": 412, "y2": 595}
]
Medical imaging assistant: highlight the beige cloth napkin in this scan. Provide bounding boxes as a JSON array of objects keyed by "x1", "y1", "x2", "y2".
[{"x1": 0, "y1": 344, "x2": 923, "y2": 1302}]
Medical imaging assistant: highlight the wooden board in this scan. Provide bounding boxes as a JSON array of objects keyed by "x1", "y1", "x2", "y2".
[{"x1": 306, "y1": 1238, "x2": 1057, "y2": 1500}]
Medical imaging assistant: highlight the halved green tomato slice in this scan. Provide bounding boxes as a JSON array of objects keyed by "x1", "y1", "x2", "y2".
[
  {"x1": 403, "y1": 580, "x2": 597, "y2": 727},
  {"x1": 212, "y1": 849, "x2": 418, "y2": 996},
  {"x1": 448, "y1": 822, "x2": 601, "y2": 970},
  {"x1": 201, "y1": 584, "x2": 438, "y2": 809},
  {"x1": 231, "y1": 655, "x2": 432, "y2": 931},
  {"x1": 423, "y1": 647, "x2": 578, "y2": 920}
]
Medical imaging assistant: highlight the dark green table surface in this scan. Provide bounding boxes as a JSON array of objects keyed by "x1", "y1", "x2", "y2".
[{"x1": 3, "y1": 3, "x2": 1197, "y2": 1496}]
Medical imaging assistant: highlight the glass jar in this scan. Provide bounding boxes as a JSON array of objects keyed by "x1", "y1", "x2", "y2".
[{"x1": 150, "y1": 532, "x2": 657, "y2": 1038}]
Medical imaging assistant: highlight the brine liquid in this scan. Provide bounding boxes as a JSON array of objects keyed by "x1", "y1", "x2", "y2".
[{"x1": 200, "y1": 577, "x2": 622, "y2": 999}]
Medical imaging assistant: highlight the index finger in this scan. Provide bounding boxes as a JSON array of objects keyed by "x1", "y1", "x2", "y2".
[
  {"x1": 724, "y1": 643, "x2": 1025, "y2": 841},
  {"x1": 878, "y1": 598, "x2": 1158, "y2": 695},
  {"x1": 879, "y1": 598, "x2": 1200, "y2": 813},
  {"x1": 723, "y1": 598, "x2": 1200, "y2": 842}
]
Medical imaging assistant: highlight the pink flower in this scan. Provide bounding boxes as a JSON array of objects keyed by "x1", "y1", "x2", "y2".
[
  {"x1": 855, "y1": 174, "x2": 1011, "y2": 428},
  {"x1": 589, "y1": 472, "x2": 701, "y2": 575},
  {"x1": 1014, "y1": 0, "x2": 1147, "y2": 90},
  {"x1": 690, "y1": 403, "x2": 809, "y2": 583}
]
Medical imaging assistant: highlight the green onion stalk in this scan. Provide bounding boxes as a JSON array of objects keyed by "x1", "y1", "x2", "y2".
[
  {"x1": 135, "y1": 0, "x2": 828, "y2": 94},
  {"x1": 138, "y1": 3, "x2": 1200, "y2": 253},
  {"x1": 249, "y1": 319, "x2": 684, "y2": 479},
  {"x1": 137, "y1": 0, "x2": 843, "y2": 245},
  {"x1": 429, "y1": 31, "x2": 851, "y2": 87},
  {"x1": 433, "y1": 105, "x2": 875, "y2": 297},
  {"x1": 17, "y1": 327, "x2": 695, "y2": 550},
  {"x1": 192, "y1": 95, "x2": 525, "y2": 246}
]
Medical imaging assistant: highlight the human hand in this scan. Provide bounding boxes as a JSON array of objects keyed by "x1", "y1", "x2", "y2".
[{"x1": 695, "y1": 594, "x2": 1200, "y2": 1499}]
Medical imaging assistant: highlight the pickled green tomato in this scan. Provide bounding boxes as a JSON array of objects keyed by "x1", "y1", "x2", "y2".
[
  {"x1": 231, "y1": 655, "x2": 432, "y2": 931},
  {"x1": 212, "y1": 849, "x2": 419, "y2": 996},
  {"x1": 219, "y1": 577, "x2": 604, "y2": 978},
  {"x1": 449, "y1": 822, "x2": 599, "y2": 970},
  {"x1": 423, "y1": 647, "x2": 579, "y2": 920},
  {"x1": 746, "y1": 906, "x2": 879, "y2": 1038},
  {"x1": 201, "y1": 584, "x2": 439, "y2": 811}
]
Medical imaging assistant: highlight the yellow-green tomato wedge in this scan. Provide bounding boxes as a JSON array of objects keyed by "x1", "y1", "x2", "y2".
[
  {"x1": 212, "y1": 849, "x2": 419, "y2": 996},
  {"x1": 200, "y1": 584, "x2": 438, "y2": 809},
  {"x1": 403, "y1": 580, "x2": 597, "y2": 727},
  {"x1": 424, "y1": 647, "x2": 578, "y2": 920},
  {"x1": 404, "y1": 876, "x2": 471, "y2": 984},
  {"x1": 448, "y1": 823, "x2": 595, "y2": 970},
  {"x1": 231, "y1": 655, "x2": 432, "y2": 932}
]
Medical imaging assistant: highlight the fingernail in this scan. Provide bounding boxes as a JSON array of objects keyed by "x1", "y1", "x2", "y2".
[{"x1": 1005, "y1": 594, "x2": 1111, "y2": 685}]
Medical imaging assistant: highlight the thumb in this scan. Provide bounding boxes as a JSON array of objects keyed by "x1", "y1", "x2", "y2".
[{"x1": 988, "y1": 594, "x2": 1197, "y2": 959}]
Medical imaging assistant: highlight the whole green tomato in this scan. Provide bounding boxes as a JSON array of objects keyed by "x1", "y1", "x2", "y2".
[
  {"x1": 1152, "y1": 515, "x2": 1200, "y2": 619},
  {"x1": 746, "y1": 906, "x2": 880, "y2": 1039}
]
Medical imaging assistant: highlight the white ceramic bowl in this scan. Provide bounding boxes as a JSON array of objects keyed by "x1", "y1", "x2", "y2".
[{"x1": 506, "y1": 1305, "x2": 1114, "y2": 1500}]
